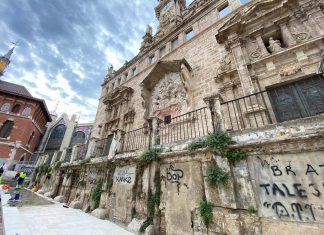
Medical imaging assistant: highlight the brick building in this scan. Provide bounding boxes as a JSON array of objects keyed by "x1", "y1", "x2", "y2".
[{"x1": 0, "y1": 47, "x2": 51, "y2": 169}]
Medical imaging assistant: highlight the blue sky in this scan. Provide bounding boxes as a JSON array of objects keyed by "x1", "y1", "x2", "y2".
[{"x1": 0, "y1": 0, "x2": 160, "y2": 122}]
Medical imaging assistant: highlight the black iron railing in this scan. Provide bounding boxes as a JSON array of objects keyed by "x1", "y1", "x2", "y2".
[
  {"x1": 157, "y1": 107, "x2": 212, "y2": 145},
  {"x1": 221, "y1": 91, "x2": 274, "y2": 131},
  {"x1": 118, "y1": 126, "x2": 151, "y2": 153}
]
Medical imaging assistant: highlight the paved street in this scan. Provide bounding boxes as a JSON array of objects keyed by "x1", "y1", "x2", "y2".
[
  {"x1": 1, "y1": 192, "x2": 134, "y2": 235},
  {"x1": 17, "y1": 204, "x2": 135, "y2": 235}
]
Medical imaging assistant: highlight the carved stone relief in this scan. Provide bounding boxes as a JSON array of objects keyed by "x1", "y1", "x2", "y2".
[
  {"x1": 279, "y1": 63, "x2": 301, "y2": 76},
  {"x1": 151, "y1": 72, "x2": 187, "y2": 119}
]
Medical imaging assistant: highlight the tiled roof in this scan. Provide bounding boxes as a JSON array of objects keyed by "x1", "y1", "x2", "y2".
[
  {"x1": 0, "y1": 80, "x2": 52, "y2": 122},
  {"x1": 0, "y1": 80, "x2": 33, "y2": 98}
]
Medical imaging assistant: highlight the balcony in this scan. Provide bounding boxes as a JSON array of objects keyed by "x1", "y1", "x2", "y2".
[{"x1": 92, "y1": 75, "x2": 324, "y2": 156}]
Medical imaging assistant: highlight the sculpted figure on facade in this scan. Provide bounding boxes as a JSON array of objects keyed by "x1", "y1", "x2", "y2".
[
  {"x1": 268, "y1": 37, "x2": 284, "y2": 53},
  {"x1": 140, "y1": 25, "x2": 153, "y2": 52}
]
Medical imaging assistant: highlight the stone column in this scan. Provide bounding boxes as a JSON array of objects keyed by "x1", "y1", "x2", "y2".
[
  {"x1": 278, "y1": 21, "x2": 297, "y2": 47},
  {"x1": 107, "y1": 130, "x2": 123, "y2": 159},
  {"x1": 255, "y1": 34, "x2": 270, "y2": 57},
  {"x1": 6, "y1": 141, "x2": 21, "y2": 170},
  {"x1": 70, "y1": 145, "x2": 78, "y2": 163},
  {"x1": 227, "y1": 33, "x2": 255, "y2": 95},
  {"x1": 50, "y1": 151, "x2": 58, "y2": 165},
  {"x1": 151, "y1": 117, "x2": 161, "y2": 146},
  {"x1": 203, "y1": 94, "x2": 225, "y2": 131},
  {"x1": 60, "y1": 149, "x2": 67, "y2": 162},
  {"x1": 85, "y1": 138, "x2": 96, "y2": 159}
]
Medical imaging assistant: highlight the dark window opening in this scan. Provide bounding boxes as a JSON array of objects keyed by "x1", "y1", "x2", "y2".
[
  {"x1": 46, "y1": 124, "x2": 66, "y2": 150},
  {"x1": 268, "y1": 75, "x2": 324, "y2": 122},
  {"x1": 70, "y1": 131, "x2": 86, "y2": 146},
  {"x1": 164, "y1": 115, "x2": 172, "y2": 125},
  {"x1": 0, "y1": 120, "x2": 14, "y2": 138},
  {"x1": 11, "y1": 104, "x2": 21, "y2": 114},
  {"x1": 218, "y1": 2, "x2": 231, "y2": 18}
]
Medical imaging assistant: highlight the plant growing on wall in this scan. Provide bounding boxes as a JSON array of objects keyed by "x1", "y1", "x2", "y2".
[
  {"x1": 207, "y1": 165, "x2": 229, "y2": 187},
  {"x1": 186, "y1": 130, "x2": 247, "y2": 162},
  {"x1": 247, "y1": 206, "x2": 257, "y2": 216},
  {"x1": 187, "y1": 138, "x2": 207, "y2": 151},
  {"x1": 140, "y1": 168, "x2": 162, "y2": 233},
  {"x1": 199, "y1": 200, "x2": 213, "y2": 228},
  {"x1": 39, "y1": 164, "x2": 50, "y2": 174},
  {"x1": 53, "y1": 161, "x2": 62, "y2": 171},
  {"x1": 91, "y1": 179, "x2": 103, "y2": 209},
  {"x1": 139, "y1": 148, "x2": 161, "y2": 163},
  {"x1": 80, "y1": 158, "x2": 90, "y2": 166}
]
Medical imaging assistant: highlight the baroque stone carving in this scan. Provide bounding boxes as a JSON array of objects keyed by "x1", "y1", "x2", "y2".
[
  {"x1": 151, "y1": 73, "x2": 187, "y2": 117},
  {"x1": 279, "y1": 63, "x2": 301, "y2": 76},
  {"x1": 140, "y1": 25, "x2": 153, "y2": 52},
  {"x1": 217, "y1": 52, "x2": 232, "y2": 74},
  {"x1": 268, "y1": 37, "x2": 284, "y2": 53}
]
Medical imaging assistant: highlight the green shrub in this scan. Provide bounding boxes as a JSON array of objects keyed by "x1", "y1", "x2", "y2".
[
  {"x1": 187, "y1": 138, "x2": 207, "y2": 151},
  {"x1": 247, "y1": 206, "x2": 257, "y2": 215},
  {"x1": 91, "y1": 179, "x2": 103, "y2": 209},
  {"x1": 139, "y1": 148, "x2": 161, "y2": 162},
  {"x1": 199, "y1": 200, "x2": 213, "y2": 228},
  {"x1": 39, "y1": 164, "x2": 50, "y2": 174},
  {"x1": 80, "y1": 158, "x2": 90, "y2": 165},
  {"x1": 205, "y1": 130, "x2": 231, "y2": 154},
  {"x1": 225, "y1": 149, "x2": 247, "y2": 162},
  {"x1": 53, "y1": 161, "x2": 62, "y2": 171},
  {"x1": 207, "y1": 165, "x2": 229, "y2": 187}
]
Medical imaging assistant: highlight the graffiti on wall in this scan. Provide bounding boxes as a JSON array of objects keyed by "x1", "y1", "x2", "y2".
[
  {"x1": 255, "y1": 154, "x2": 324, "y2": 222},
  {"x1": 113, "y1": 166, "x2": 135, "y2": 185},
  {"x1": 161, "y1": 164, "x2": 189, "y2": 194}
]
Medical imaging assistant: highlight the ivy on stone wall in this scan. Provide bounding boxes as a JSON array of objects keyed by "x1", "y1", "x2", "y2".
[
  {"x1": 53, "y1": 161, "x2": 62, "y2": 171},
  {"x1": 139, "y1": 148, "x2": 161, "y2": 163},
  {"x1": 207, "y1": 165, "x2": 229, "y2": 187},
  {"x1": 140, "y1": 165, "x2": 162, "y2": 233},
  {"x1": 91, "y1": 179, "x2": 103, "y2": 209},
  {"x1": 187, "y1": 130, "x2": 247, "y2": 162},
  {"x1": 199, "y1": 200, "x2": 213, "y2": 228}
]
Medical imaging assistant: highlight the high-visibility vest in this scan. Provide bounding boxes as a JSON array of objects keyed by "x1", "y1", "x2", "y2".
[{"x1": 19, "y1": 172, "x2": 27, "y2": 179}]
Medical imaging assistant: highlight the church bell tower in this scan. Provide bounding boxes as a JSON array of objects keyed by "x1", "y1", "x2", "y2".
[{"x1": 0, "y1": 46, "x2": 15, "y2": 76}]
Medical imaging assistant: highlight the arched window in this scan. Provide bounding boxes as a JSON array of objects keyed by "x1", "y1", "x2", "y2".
[
  {"x1": 0, "y1": 120, "x2": 14, "y2": 138},
  {"x1": 22, "y1": 107, "x2": 31, "y2": 117},
  {"x1": 0, "y1": 103, "x2": 10, "y2": 112},
  {"x1": 70, "y1": 131, "x2": 86, "y2": 146},
  {"x1": 11, "y1": 104, "x2": 21, "y2": 114},
  {"x1": 19, "y1": 154, "x2": 25, "y2": 162},
  {"x1": 46, "y1": 124, "x2": 66, "y2": 150}
]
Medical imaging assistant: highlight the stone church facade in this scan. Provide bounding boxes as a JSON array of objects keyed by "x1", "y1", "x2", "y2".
[{"x1": 35, "y1": 0, "x2": 324, "y2": 234}]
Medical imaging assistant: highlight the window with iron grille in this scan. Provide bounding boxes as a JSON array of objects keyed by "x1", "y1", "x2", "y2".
[{"x1": 268, "y1": 75, "x2": 324, "y2": 122}]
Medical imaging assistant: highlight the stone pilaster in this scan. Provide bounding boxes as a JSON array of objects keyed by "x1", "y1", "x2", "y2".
[
  {"x1": 70, "y1": 145, "x2": 78, "y2": 163},
  {"x1": 278, "y1": 21, "x2": 297, "y2": 47},
  {"x1": 204, "y1": 94, "x2": 225, "y2": 131},
  {"x1": 60, "y1": 149, "x2": 67, "y2": 162},
  {"x1": 50, "y1": 151, "x2": 58, "y2": 165},
  {"x1": 255, "y1": 34, "x2": 270, "y2": 57},
  {"x1": 227, "y1": 33, "x2": 255, "y2": 95}
]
